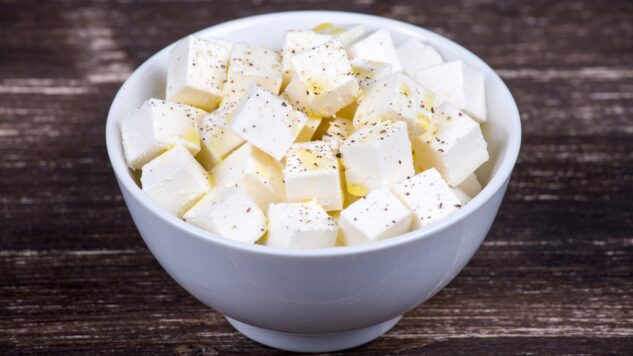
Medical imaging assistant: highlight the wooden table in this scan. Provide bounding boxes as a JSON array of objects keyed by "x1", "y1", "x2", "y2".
[{"x1": 2, "y1": 0, "x2": 632, "y2": 354}]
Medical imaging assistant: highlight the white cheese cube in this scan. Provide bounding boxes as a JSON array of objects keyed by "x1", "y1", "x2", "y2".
[
  {"x1": 450, "y1": 187, "x2": 472, "y2": 205},
  {"x1": 354, "y1": 72, "x2": 435, "y2": 138},
  {"x1": 339, "y1": 188, "x2": 411, "y2": 246},
  {"x1": 223, "y1": 43, "x2": 283, "y2": 103},
  {"x1": 266, "y1": 201, "x2": 338, "y2": 249},
  {"x1": 412, "y1": 103, "x2": 488, "y2": 186},
  {"x1": 449, "y1": 174, "x2": 483, "y2": 205},
  {"x1": 184, "y1": 187, "x2": 266, "y2": 244},
  {"x1": 456, "y1": 173, "x2": 482, "y2": 196},
  {"x1": 351, "y1": 59, "x2": 393, "y2": 90},
  {"x1": 211, "y1": 143, "x2": 285, "y2": 211},
  {"x1": 348, "y1": 29, "x2": 402, "y2": 72},
  {"x1": 396, "y1": 38, "x2": 443, "y2": 76},
  {"x1": 121, "y1": 98, "x2": 205, "y2": 170},
  {"x1": 230, "y1": 85, "x2": 307, "y2": 160},
  {"x1": 166, "y1": 36, "x2": 232, "y2": 111},
  {"x1": 415, "y1": 60, "x2": 487, "y2": 122},
  {"x1": 283, "y1": 141, "x2": 343, "y2": 211},
  {"x1": 196, "y1": 103, "x2": 244, "y2": 170},
  {"x1": 337, "y1": 153, "x2": 361, "y2": 209},
  {"x1": 281, "y1": 30, "x2": 333, "y2": 84},
  {"x1": 284, "y1": 77, "x2": 341, "y2": 120},
  {"x1": 340, "y1": 120, "x2": 414, "y2": 196},
  {"x1": 392, "y1": 168, "x2": 462, "y2": 229},
  {"x1": 337, "y1": 25, "x2": 365, "y2": 47},
  {"x1": 296, "y1": 117, "x2": 322, "y2": 142},
  {"x1": 281, "y1": 79, "x2": 314, "y2": 117},
  {"x1": 141, "y1": 143, "x2": 211, "y2": 217},
  {"x1": 285, "y1": 79, "x2": 354, "y2": 122},
  {"x1": 285, "y1": 38, "x2": 360, "y2": 117},
  {"x1": 322, "y1": 118, "x2": 354, "y2": 148},
  {"x1": 313, "y1": 23, "x2": 366, "y2": 47}
]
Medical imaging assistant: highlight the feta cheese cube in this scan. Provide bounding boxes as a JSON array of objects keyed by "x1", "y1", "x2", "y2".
[
  {"x1": 348, "y1": 29, "x2": 402, "y2": 72},
  {"x1": 281, "y1": 30, "x2": 333, "y2": 85},
  {"x1": 230, "y1": 85, "x2": 307, "y2": 160},
  {"x1": 266, "y1": 201, "x2": 338, "y2": 249},
  {"x1": 141, "y1": 143, "x2": 211, "y2": 217},
  {"x1": 121, "y1": 98, "x2": 206, "y2": 170},
  {"x1": 281, "y1": 80, "x2": 314, "y2": 117},
  {"x1": 339, "y1": 188, "x2": 411, "y2": 246},
  {"x1": 337, "y1": 158, "x2": 361, "y2": 209},
  {"x1": 196, "y1": 103, "x2": 244, "y2": 170},
  {"x1": 337, "y1": 25, "x2": 365, "y2": 47},
  {"x1": 412, "y1": 103, "x2": 488, "y2": 186},
  {"x1": 166, "y1": 36, "x2": 232, "y2": 111},
  {"x1": 211, "y1": 143, "x2": 285, "y2": 211},
  {"x1": 296, "y1": 117, "x2": 322, "y2": 142},
  {"x1": 340, "y1": 120, "x2": 414, "y2": 196},
  {"x1": 283, "y1": 141, "x2": 343, "y2": 211},
  {"x1": 285, "y1": 38, "x2": 360, "y2": 117},
  {"x1": 223, "y1": 43, "x2": 283, "y2": 103},
  {"x1": 183, "y1": 187, "x2": 267, "y2": 244},
  {"x1": 354, "y1": 72, "x2": 435, "y2": 138},
  {"x1": 392, "y1": 168, "x2": 462, "y2": 229},
  {"x1": 351, "y1": 59, "x2": 393, "y2": 90},
  {"x1": 450, "y1": 187, "x2": 472, "y2": 205},
  {"x1": 449, "y1": 174, "x2": 483, "y2": 204},
  {"x1": 281, "y1": 79, "x2": 323, "y2": 121},
  {"x1": 415, "y1": 60, "x2": 487, "y2": 122},
  {"x1": 322, "y1": 118, "x2": 354, "y2": 148},
  {"x1": 312, "y1": 23, "x2": 366, "y2": 47},
  {"x1": 396, "y1": 38, "x2": 443, "y2": 76},
  {"x1": 456, "y1": 173, "x2": 482, "y2": 197}
]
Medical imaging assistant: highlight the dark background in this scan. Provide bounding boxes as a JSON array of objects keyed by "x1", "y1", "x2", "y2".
[{"x1": 1, "y1": 0, "x2": 632, "y2": 354}]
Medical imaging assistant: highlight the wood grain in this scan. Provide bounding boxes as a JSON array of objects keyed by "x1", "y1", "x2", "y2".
[{"x1": 1, "y1": 0, "x2": 632, "y2": 354}]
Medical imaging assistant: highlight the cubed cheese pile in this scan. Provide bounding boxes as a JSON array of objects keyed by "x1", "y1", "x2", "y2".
[{"x1": 120, "y1": 23, "x2": 490, "y2": 249}]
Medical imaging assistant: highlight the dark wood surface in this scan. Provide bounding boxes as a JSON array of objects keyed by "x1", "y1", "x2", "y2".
[{"x1": 1, "y1": 0, "x2": 632, "y2": 354}]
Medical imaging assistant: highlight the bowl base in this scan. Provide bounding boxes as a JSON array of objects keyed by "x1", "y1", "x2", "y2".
[{"x1": 226, "y1": 316, "x2": 402, "y2": 353}]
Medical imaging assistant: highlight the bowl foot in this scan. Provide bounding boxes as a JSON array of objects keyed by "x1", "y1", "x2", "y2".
[{"x1": 226, "y1": 316, "x2": 402, "y2": 353}]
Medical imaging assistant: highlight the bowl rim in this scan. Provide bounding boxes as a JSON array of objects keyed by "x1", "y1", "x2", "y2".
[{"x1": 106, "y1": 10, "x2": 522, "y2": 258}]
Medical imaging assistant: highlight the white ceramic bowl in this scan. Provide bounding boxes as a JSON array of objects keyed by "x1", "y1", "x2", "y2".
[{"x1": 106, "y1": 11, "x2": 521, "y2": 353}]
